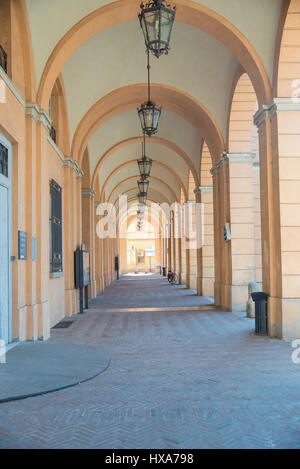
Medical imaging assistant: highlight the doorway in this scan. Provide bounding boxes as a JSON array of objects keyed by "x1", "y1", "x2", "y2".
[{"x1": 0, "y1": 135, "x2": 11, "y2": 345}]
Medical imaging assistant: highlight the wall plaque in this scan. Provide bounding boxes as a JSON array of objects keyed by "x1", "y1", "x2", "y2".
[{"x1": 18, "y1": 231, "x2": 27, "y2": 260}]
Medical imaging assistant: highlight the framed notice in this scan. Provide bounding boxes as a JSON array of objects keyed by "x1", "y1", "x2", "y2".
[{"x1": 18, "y1": 231, "x2": 27, "y2": 260}]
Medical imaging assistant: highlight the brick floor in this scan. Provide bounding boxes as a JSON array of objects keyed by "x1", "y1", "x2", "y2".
[{"x1": 0, "y1": 274, "x2": 300, "y2": 449}]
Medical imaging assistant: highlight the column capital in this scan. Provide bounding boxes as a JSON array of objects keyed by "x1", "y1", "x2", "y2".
[
  {"x1": 185, "y1": 200, "x2": 196, "y2": 205},
  {"x1": 254, "y1": 98, "x2": 300, "y2": 128},
  {"x1": 227, "y1": 153, "x2": 255, "y2": 163},
  {"x1": 64, "y1": 158, "x2": 84, "y2": 179},
  {"x1": 194, "y1": 186, "x2": 213, "y2": 195},
  {"x1": 82, "y1": 188, "x2": 96, "y2": 198},
  {"x1": 210, "y1": 151, "x2": 229, "y2": 176}
]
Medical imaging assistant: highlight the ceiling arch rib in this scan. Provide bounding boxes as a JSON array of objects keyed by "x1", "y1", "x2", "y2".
[
  {"x1": 91, "y1": 135, "x2": 198, "y2": 190},
  {"x1": 98, "y1": 159, "x2": 188, "y2": 202},
  {"x1": 114, "y1": 188, "x2": 171, "y2": 207},
  {"x1": 88, "y1": 109, "x2": 201, "y2": 181},
  {"x1": 72, "y1": 84, "x2": 224, "y2": 167},
  {"x1": 106, "y1": 176, "x2": 178, "y2": 205}
]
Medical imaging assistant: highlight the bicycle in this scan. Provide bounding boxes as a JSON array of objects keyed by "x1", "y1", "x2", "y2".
[{"x1": 167, "y1": 271, "x2": 178, "y2": 285}]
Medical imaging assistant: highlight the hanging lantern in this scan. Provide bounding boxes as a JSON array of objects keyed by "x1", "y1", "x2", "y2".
[
  {"x1": 138, "y1": 101, "x2": 161, "y2": 137},
  {"x1": 137, "y1": 179, "x2": 149, "y2": 194},
  {"x1": 138, "y1": 192, "x2": 147, "y2": 205},
  {"x1": 138, "y1": 133, "x2": 152, "y2": 180},
  {"x1": 138, "y1": 202, "x2": 146, "y2": 213},
  {"x1": 139, "y1": 1, "x2": 177, "y2": 58},
  {"x1": 137, "y1": 50, "x2": 161, "y2": 136}
]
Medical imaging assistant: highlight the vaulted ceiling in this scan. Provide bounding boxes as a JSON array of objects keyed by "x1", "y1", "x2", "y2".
[{"x1": 26, "y1": 0, "x2": 283, "y2": 215}]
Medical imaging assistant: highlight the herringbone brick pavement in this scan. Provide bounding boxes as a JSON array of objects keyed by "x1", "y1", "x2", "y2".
[{"x1": 0, "y1": 274, "x2": 300, "y2": 449}]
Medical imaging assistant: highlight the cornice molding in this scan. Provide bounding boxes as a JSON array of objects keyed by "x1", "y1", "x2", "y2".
[
  {"x1": 0, "y1": 67, "x2": 52, "y2": 131},
  {"x1": 0, "y1": 66, "x2": 25, "y2": 107},
  {"x1": 254, "y1": 98, "x2": 300, "y2": 128},
  {"x1": 227, "y1": 153, "x2": 255, "y2": 163},
  {"x1": 82, "y1": 188, "x2": 96, "y2": 198},
  {"x1": 210, "y1": 151, "x2": 229, "y2": 176},
  {"x1": 194, "y1": 186, "x2": 213, "y2": 195},
  {"x1": 64, "y1": 157, "x2": 84, "y2": 179},
  {"x1": 47, "y1": 135, "x2": 65, "y2": 162},
  {"x1": 185, "y1": 200, "x2": 196, "y2": 205},
  {"x1": 26, "y1": 102, "x2": 51, "y2": 130}
]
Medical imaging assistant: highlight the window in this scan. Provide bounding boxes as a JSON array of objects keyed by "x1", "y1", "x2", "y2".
[
  {"x1": 49, "y1": 179, "x2": 63, "y2": 273},
  {"x1": 0, "y1": 142, "x2": 8, "y2": 177}
]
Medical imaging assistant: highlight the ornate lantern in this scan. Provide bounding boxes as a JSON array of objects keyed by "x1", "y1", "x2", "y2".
[
  {"x1": 139, "y1": 0, "x2": 177, "y2": 58},
  {"x1": 138, "y1": 192, "x2": 147, "y2": 205},
  {"x1": 138, "y1": 202, "x2": 146, "y2": 213},
  {"x1": 137, "y1": 179, "x2": 149, "y2": 194},
  {"x1": 137, "y1": 50, "x2": 161, "y2": 136},
  {"x1": 138, "y1": 133, "x2": 152, "y2": 179}
]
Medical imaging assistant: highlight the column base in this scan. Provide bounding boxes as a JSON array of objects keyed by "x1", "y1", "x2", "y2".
[
  {"x1": 231, "y1": 285, "x2": 248, "y2": 312},
  {"x1": 38, "y1": 301, "x2": 50, "y2": 341},
  {"x1": 90, "y1": 280, "x2": 97, "y2": 299},
  {"x1": 13, "y1": 303, "x2": 50, "y2": 342},
  {"x1": 65, "y1": 288, "x2": 78, "y2": 317},
  {"x1": 268, "y1": 296, "x2": 283, "y2": 339}
]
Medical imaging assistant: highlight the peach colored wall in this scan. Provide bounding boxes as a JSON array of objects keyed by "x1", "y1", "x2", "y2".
[
  {"x1": 47, "y1": 143, "x2": 65, "y2": 328},
  {"x1": 228, "y1": 73, "x2": 257, "y2": 153},
  {"x1": 200, "y1": 143, "x2": 215, "y2": 296},
  {"x1": 278, "y1": 0, "x2": 300, "y2": 97}
]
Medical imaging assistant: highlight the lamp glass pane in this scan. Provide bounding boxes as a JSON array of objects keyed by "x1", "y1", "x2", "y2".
[
  {"x1": 160, "y1": 8, "x2": 174, "y2": 43},
  {"x1": 152, "y1": 108, "x2": 161, "y2": 130}
]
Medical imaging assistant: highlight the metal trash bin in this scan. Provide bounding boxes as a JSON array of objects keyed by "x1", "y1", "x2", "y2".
[
  {"x1": 162, "y1": 267, "x2": 166, "y2": 277},
  {"x1": 251, "y1": 292, "x2": 269, "y2": 336}
]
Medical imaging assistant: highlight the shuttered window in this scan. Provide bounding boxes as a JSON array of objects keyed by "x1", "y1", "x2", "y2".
[{"x1": 49, "y1": 179, "x2": 63, "y2": 273}]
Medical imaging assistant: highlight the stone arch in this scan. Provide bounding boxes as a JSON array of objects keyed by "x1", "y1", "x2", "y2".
[
  {"x1": 81, "y1": 148, "x2": 91, "y2": 189},
  {"x1": 227, "y1": 66, "x2": 258, "y2": 153},
  {"x1": 272, "y1": 0, "x2": 300, "y2": 97},
  {"x1": 95, "y1": 159, "x2": 187, "y2": 202},
  {"x1": 0, "y1": 0, "x2": 36, "y2": 100},
  {"x1": 106, "y1": 175, "x2": 177, "y2": 205},
  {"x1": 91, "y1": 136, "x2": 198, "y2": 192},
  {"x1": 36, "y1": 0, "x2": 271, "y2": 112},
  {"x1": 73, "y1": 84, "x2": 224, "y2": 169},
  {"x1": 49, "y1": 74, "x2": 70, "y2": 154},
  {"x1": 187, "y1": 170, "x2": 196, "y2": 201}
]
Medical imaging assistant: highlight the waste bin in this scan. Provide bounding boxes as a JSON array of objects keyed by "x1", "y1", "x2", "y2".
[
  {"x1": 251, "y1": 292, "x2": 269, "y2": 336},
  {"x1": 162, "y1": 267, "x2": 166, "y2": 277}
]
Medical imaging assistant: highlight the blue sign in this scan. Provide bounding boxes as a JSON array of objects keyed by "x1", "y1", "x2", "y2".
[{"x1": 32, "y1": 237, "x2": 37, "y2": 261}]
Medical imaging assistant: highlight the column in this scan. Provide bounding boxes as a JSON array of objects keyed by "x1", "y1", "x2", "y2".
[
  {"x1": 82, "y1": 188, "x2": 97, "y2": 298},
  {"x1": 195, "y1": 186, "x2": 215, "y2": 296},
  {"x1": 255, "y1": 98, "x2": 300, "y2": 340},
  {"x1": 211, "y1": 155, "x2": 232, "y2": 310},
  {"x1": 228, "y1": 153, "x2": 256, "y2": 311},
  {"x1": 185, "y1": 200, "x2": 201, "y2": 294},
  {"x1": 254, "y1": 102, "x2": 282, "y2": 338}
]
